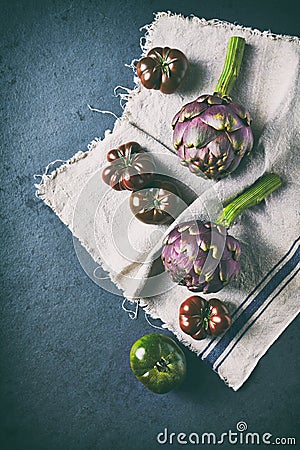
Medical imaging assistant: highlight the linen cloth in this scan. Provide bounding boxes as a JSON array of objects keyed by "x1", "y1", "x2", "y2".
[{"x1": 36, "y1": 12, "x2": 300, "y2": 390}]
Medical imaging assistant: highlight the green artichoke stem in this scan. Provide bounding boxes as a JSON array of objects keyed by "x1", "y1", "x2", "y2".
[
  {"x1": 216, "y1": 173, "x2": 282, "y2": 228},
  {"x1": 215, "y1": 36, "x2": 246, "y2": 97}
]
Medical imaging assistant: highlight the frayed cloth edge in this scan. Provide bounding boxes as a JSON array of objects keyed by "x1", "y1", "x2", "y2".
[
  {"x1": 140, "y1": 11, "x2": 300, "y2": 54},
  {"x1": 34, "y1": 124, "x2": 118, "y2": 199},
  {"x1": 125, "y1": 10, "x2": 300, "y2": 123}
]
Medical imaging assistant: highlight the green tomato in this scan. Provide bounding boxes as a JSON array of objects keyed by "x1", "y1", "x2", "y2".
[{"x1": 130, "y1": 334, "x2": 187, "y2": 394}]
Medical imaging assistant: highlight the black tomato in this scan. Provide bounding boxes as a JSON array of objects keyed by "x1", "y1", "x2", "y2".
[
  {"x1": 129, "y1": 178, "x2": 184, "y2": 225},
  {"x1": 179, "y1": 296, "x2": 232, "y2": 340},
  {"x1": 102, "y1": 141, "x2": 155, "y2": 191},
  {"x1": 136, "y1": 47, "x2": 189, "y2": 94}
]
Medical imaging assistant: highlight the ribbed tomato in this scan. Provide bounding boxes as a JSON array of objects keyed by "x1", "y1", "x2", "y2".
[
  {"x1": 129, "y1": 178, "x2": 183, "y2": 225},
  {"x1": 179, "y1": 296, "x2": 232, "y2": 340},
  {"x1": 102, "y1": 141, "x2": 155, "y2": 191},
  {"x1": 136, "y1": 47, "x2": 188, "y2": 94}
]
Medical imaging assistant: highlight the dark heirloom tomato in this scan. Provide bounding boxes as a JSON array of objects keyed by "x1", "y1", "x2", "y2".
[
  {"x1": 129, "y1": 178, "x2": 184, "y2": 225},
  {"x1": 136, "y1": 47, "x2": 189, "y2": 94},
  {"x1": 102, "y1": 141, "x2": 155, "y2": 191},
  {"x1": 179, "y1": 296, "x2": 232, "y2": 340},
  {"x1": 130, "y1": 334, "x2": 186, "y2": 394}
]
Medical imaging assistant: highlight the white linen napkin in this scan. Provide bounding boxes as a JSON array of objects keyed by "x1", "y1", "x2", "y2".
[{"x1": 35, "y1": 12, "x2": 300, "y2": 390}]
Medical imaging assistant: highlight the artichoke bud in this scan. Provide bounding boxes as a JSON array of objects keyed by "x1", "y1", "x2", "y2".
[
  {"x1": 161, "y1": 220, "x2": 241, "y2": 294},
  {"x1": 171, "y1": 37, "x2": 254, "y2": 180},
  {"x1": 161, "y1": 174, "x2": 282, "y2": 293}
]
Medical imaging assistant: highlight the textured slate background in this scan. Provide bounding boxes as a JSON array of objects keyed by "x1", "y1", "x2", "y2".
[{"x1": 0, "y1": 1, "x2": 299, "y2": 449}]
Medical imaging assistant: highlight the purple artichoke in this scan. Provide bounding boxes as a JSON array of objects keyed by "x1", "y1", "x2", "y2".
[
  {"x1": 161, "y1": 220, "x2": 241, "y2": 293},
  {"x1": 172, "y1": 36, "x2": 254, "y2": 180},
  {"x1": 172, "y1": 93, "x2": 253, "y2": 179},
  {"x1": 161, "y1": 174, "x2": 282, "y2": 293}
]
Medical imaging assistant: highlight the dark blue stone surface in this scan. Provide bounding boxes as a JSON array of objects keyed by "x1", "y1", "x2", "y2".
[{"x1": 1, "y1": 1, "x2": 299, "y2": 449}]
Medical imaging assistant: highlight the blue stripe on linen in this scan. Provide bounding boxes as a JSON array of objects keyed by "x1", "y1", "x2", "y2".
[
  {"x1": 199, "y1": 236, "x2": 300, "y2": 358},
  {"x1": 203, "y1": 244, "x2": 300, "y2": 368},
  {"x1": 215, "y1": 267, "x2": 300, "y2": 372},
  {"x1": 231, "y1": 237, "x2": 300, "y2": 318}
]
